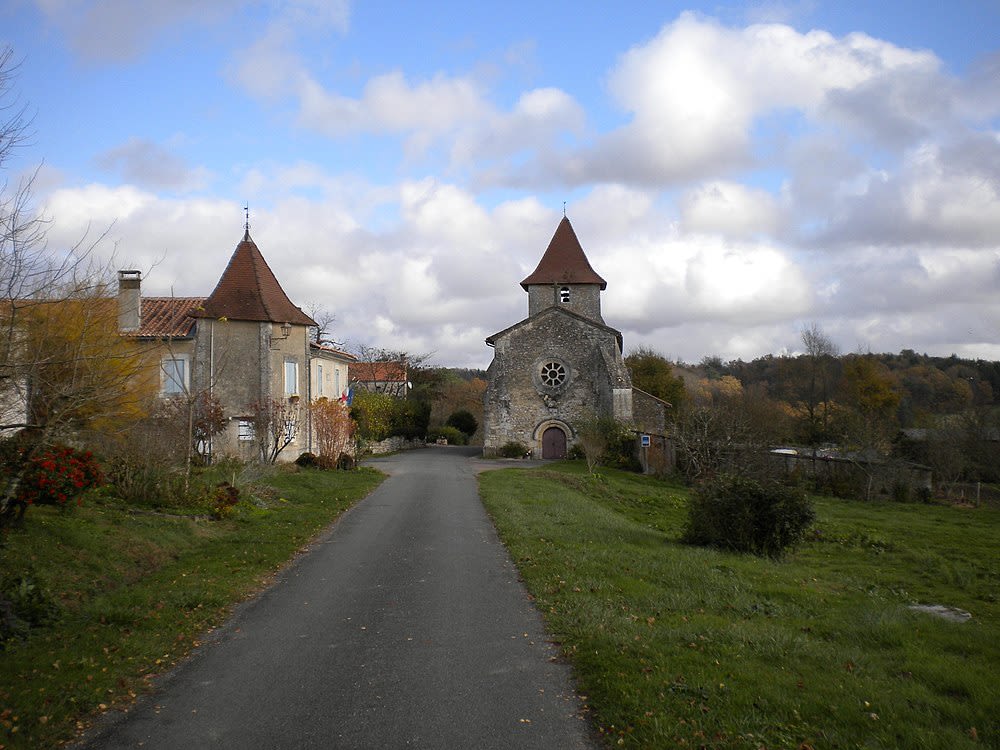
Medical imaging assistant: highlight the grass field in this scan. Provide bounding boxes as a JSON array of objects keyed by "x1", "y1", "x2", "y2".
[
  {"x1": 0, "y1": 466, "x2": 383, "y2": 749},
  {"x1": 479, "y1": 463, "x2": 1000, "y2": 749}
]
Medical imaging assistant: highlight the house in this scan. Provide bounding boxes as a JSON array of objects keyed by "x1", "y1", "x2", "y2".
[
  {"x1": 482, "y1": 216, "x2": 667, "y2": 459},
  {"x1": 311, "y1": 343, "x2": 356, "y2": 403},
  {"x1": 119, "y1": 229, "x2": 334, "y2": 461},
  {"x1": 349, "y1": 360, "x2": 409, "y2": 398},
  {"x1": 1, "y1": 227, "x2": 356, "y2": 462}
]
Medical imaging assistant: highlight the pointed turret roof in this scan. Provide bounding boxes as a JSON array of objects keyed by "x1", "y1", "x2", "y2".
[
  {"x1": 197, "y1": 230, "x2": 315, "y2": 325},
  {"x1": 520, "y1": 216, "x2": 607, "y2": 291}
]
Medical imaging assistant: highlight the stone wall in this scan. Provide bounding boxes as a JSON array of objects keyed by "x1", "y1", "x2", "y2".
[{"x1": 367, "y1": 436, "x2": 424, "y2": 455}]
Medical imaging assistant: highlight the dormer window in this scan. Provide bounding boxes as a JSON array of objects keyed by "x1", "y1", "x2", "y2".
[{"x1": 559, "y1": 286, "x2": 570, "y2": 303}]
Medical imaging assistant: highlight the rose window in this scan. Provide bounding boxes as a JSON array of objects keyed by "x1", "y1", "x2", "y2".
[{"x1": 539, "y1": 361, "x2": 567, "y2": 388}]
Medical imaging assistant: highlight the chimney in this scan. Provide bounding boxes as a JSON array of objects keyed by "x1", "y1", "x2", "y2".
[{"x1": 117, "y1": 270, "x2": 141, "y2": 331}]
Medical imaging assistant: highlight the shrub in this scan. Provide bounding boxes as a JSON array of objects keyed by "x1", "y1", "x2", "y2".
[
  {"x1": 210, "y1": 482, "x2": 240, "y2": 520},
  {"x1": 3, "y1": 443, "x2": 103, "y2": 516},
  {"x1": 351, "y1": 391, "x2": 430, "y2": 442},
  {"x1": 683, "y1": 474, "x2": 815, "y2": 558},
  {"x1": 0, "y1": 572, "x2": 61, "y2": 647},
  {"x1": 575, "y1": 415, "x2": 638, "y2": 473},
  {"x1": 427, "y1": 426, "x2": 466, "y2": 445},
  {"x1": 445, "y1": 409, "x2": 478, "y2": 437},
  {"x1": 90, "y1": 421, "x2": 192, "y2": 508},
  {"x1": 295, "y1": 452, "x2": 319, "y2": 468},
  {"x1": 499, "y1": 441, "x2": 529, "y2": 458}
]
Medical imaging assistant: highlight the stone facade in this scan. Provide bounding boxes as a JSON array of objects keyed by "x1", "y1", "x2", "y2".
[
  {"x1": 483, "y1": 217, "x2": 664, "y2": 459},
  {"x1": 192, "y1": 318, "x2": 312, "y2": 459}
]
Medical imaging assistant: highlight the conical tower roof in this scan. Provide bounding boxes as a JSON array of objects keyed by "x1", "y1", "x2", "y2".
[
  {"x1": 520, "y1": 216, "x2": 607, "y2": 291},
  {"x1": 198, "y1": 230, "x2": 315, "y2": 325}
]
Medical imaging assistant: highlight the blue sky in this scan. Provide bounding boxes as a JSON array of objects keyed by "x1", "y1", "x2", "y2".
[{"x1": 2, "y1": 1, "x2": 999, "y2": 368}]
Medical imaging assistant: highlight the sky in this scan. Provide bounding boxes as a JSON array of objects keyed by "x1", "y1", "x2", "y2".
[{"x1": 2, "y1": 0, "x2": 999, "y2": 370}]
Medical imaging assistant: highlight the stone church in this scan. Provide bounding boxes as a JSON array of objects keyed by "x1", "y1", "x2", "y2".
[{"x1": 482, "y1": 216, "x2": 667, "y2": 459}]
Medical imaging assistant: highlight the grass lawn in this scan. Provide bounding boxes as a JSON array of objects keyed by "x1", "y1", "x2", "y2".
[
  {"x1": 0, "y1": 466, "x2": 383, "y2": 749},
  {"x1": 479, "y1": 463, "x2": 1000, "y2": 749}
]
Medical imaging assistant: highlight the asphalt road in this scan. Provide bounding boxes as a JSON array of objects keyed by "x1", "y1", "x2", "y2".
[{"x1": 80, "y1": 446, "x2": 595, "y2": 749}]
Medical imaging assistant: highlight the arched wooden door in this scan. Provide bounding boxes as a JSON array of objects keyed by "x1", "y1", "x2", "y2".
[{"x1": 541, "y1": 426, "x2": 567, "y2": 459}]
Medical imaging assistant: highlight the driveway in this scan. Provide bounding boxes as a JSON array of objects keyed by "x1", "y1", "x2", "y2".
[{"x1": 80, "y1": 446, "x2": 594, "y2": 749}]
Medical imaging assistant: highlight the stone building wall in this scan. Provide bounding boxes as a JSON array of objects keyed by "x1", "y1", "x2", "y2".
[
  {"x1": 526, "y1": 284, "x2": 604, "y2": 321},
  {"x1": 483, "y1": 308, "x2": 632, "y2": 456},
  {"x1": 192, "y1": 319, "x2": 311, "y2": 460},
  {"x1": 632, "y1": 388, "x2": 669, "y2": 436}
]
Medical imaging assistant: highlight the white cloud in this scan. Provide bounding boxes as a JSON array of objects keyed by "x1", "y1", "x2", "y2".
[
  {"x1": 808, "y1": 135, "x2": 1000, "y2": 247},
  {"x1": 600, "y1": 231, "x2": 812, "y2": 331},
  {"x1": 296, "y1": 71, "x2": 489, "y2": 139},
  {"x1": 679, "y1": 181, "x2": 782, "y2": 237},
  {"x1": 451, "y1": 87, "x2": 585, "y2": 170},
  {"x1": 560, "y1": 14, "x2": 944, "y2": 184}
]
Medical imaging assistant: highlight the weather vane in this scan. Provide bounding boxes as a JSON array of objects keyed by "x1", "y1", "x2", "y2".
[
  {"x1": 244, "y1": 203, "x2": 250, "y2": 232},
  {"x1": 563, "y1": 201, "x2": 566, "y2": 216}
]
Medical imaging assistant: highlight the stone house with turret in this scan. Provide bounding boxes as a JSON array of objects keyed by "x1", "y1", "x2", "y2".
[
  {"x1": 482, "y1": 217, "x2": 668, "y2": 459},
  {"x1": 117, "y1": 229, "x2": 354, "y2": 461}
]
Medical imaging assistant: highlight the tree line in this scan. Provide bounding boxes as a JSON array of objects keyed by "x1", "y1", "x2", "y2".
[{"x1": 625, "y1": 328, "x2": 1000, "y2": 494}]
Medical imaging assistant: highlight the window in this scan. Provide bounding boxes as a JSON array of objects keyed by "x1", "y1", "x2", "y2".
[
  {"x1": 161, "y1": 356, "x2": 188, "y2": 395},
  {"x1": 284, "y1": 360, "x2": 298, "y2": 396},
  {"x1": 559, "y1": 286, "x2": 570, "y2": 303},
  {"x1": 335, "y1": 369, "x2": 341, "y2": 400},
  {"x1": 539, "y1": 361, "x2": 567, "y2": 387},
  {"x1": 316, "y1": 364, "x2": 324, "y2": 397},
  {"x1": 238, "y1": 420, "x2": 255, "y2": 442}
]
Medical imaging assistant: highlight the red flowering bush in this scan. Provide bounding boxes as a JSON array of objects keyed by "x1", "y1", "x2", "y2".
[{"x1": 16, "y1": 445, "x2": 104, "y2": 508}]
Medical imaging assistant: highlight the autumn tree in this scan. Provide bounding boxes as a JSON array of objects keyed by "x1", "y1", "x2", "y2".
[
  {"x1": 625, "y1": 347, "x2": 686, "y2": 410},
  {"x1": 837, "y1": 355, "x2": 902, "y2": 499},
  {"x1": 426, "y1": 370, "x2": 486, "y2": 437},
  {"x1": 839, "y1": 355, "x2": 901, "y2": 455},
  {"x1": 350, "y1": 390, "x2": 396, "y2": 443},
  {"x1": 311, "y1": 397, "x2": 355, "y2": 464},
  {"x1": 0, "y1": 47, "x2": 151, "y2": 525}
]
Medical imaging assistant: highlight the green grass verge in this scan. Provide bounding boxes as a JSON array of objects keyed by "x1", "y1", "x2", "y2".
[
  {"x1": 0, "y1": 466, "x2": 383, "y2": 749},
  {"x1": 479, "y1": 463, "x2": 1000, "y2": 749}
]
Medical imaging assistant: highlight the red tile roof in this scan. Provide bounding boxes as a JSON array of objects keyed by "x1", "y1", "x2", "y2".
[
  {"x1": 133, "y1": 297, "x2": 203, "y2": 338},
  {"x1": 349, "y1": 361, "x2": 407, "y2": 383},
  {"x1": 197, "y1": 231, "x2": 315, "y2": 326},
  {"x1": 520, "y1": 216, "x2": 607, "y2": 290}
]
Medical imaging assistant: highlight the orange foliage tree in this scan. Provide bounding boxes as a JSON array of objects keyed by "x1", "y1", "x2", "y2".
[{"x1": 310, "y1": 397, "x2": 355, "y2": 464}]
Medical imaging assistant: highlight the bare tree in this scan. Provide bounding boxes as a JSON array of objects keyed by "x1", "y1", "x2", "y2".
[
  {"x1": 306, "y1": 303, "x2": 343, "y2": 348},
  {"x1": 673, "y1": 381, "x2": 789, "y2": 481},
  {"x1": 247, "y1": 397, "x2": 300, "y2": 464},
  {"x1": 800, "y1": 323, "x2": 840, "y2": 446}
]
